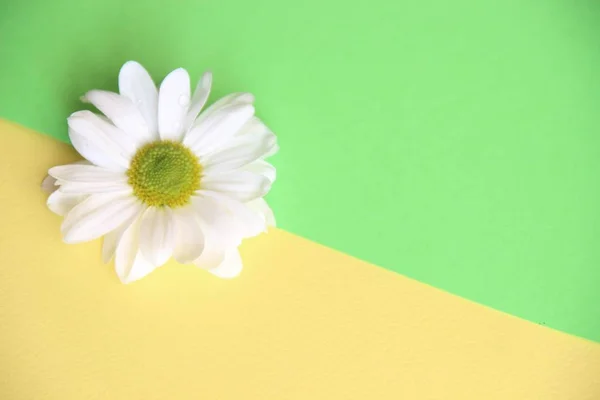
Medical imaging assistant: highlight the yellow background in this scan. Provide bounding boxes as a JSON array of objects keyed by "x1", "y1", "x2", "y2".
[{"x1": 1, "y1": 119, "x2": 599, "y2": 399}]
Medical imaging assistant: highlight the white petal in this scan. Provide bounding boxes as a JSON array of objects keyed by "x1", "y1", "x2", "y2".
[
  {"x1": 265, "y1": 143, "x2": 280, "y2": 159},
  {"x1": 139, "y1": 207, "x2": 175, "y2": 265},
  {"x1": 192, "y1": 243, "x2": 225, "y2": 270},
  {"x1": 158, "y1": 68, "x2": 190, "y2": 141},
  {"x1": 121, "y1": 252, "x2": 157, "y2": 284},
  {"x1": 44, "y1": 160, "x2": 93, "y2": 194},
  {"x1": 58, "y1": 181, "x2": 131, "y2": 195},
  {"x1": 242, "y1": 160, "x2": 276, "y2": 182},
  {"x1": 206, "y1": 247, "x2": 243, "y2": 279},
  {"x1": 82, "y1": 90, "x2": 150, "y2": 144},
  {"x1": 202, "y1": 128, "x2": 277, "y2": 175},
  {"x1": 114, "y1": 215, "x2": 158, "y2": 284},
  {"x1": 201, "y1": 171, "x2": 271, "y2": 202},
  {"x1": 118, "y1": 61, "x2": 159, "y2": 137},
  {"x1": 246, "y1": 198, "x2": 276, "y2": 227},
  {"x1": 114, "y1": 216, "x2": 141, "y2": 276},
  {"x1": 41, "y1": 175, "x2": 57, "y2": 193},
  {"x1": 193, "y1": 192, "x2": 267, "y2": 249},
  {"x1": 49, "y1": 164, "x2": 126, "y2": 183},
  {"x1": 223, "y1": 198, "x2": 267, "y2": 238},
  {"x1": 47, "y1": 190, "x2": 86, "y2": 217},
  {"x1": 102, "y1": 220, "x2": 130, "y2": 263},
  {"x1": 172, "y1": 206, "x2": 205, "y2": 263},
  {"x1": 61, "y1": 192, "x2": 142, "y2": 244},
  {"x1": 202, "y1": 192, "x2": 267, "y2": 239},
  {"x1": 191, "y1": 195, "x2": 242, "y2": 248},
  {"x1": 183, "y1": 71, "x2": 212, "y2": 132},
  {"x1": 236, "y1": 117, "x2": 279, "y2": 158},
  {"x1": 184, "y1": 103, "x2": 255, "y2": 157},
  {"x1": 190, "y1": 195, "x2": 222, "y2": 226},
  {"x1": 49, "y1": 164, "x2": 130, "y2": 194},
  {"x1": 68, "y1": 111, "x2": 135, "y2": 170},
  {"x1": 191, "y1": 214, "x2": 228, "y2": 269},
  {"x1": 192, "y1": 92, "x2": 254, "y2": 129},
  {"x1": 235, "y1": 115, "x2": 266, "y2": 136}
]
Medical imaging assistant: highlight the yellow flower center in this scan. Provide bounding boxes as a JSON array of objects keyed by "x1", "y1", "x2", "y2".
[{"x1": 127, "y1": 141, "x2": 201, "y2": 208}]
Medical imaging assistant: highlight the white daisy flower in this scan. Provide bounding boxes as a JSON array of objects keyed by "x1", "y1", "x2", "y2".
[{"x1": 43, "y1": 61, "x2": 278, "y2": 284}]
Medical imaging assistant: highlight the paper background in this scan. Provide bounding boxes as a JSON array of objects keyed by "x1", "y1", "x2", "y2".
[
  {"x1": 1, "y1": 121, "x2": 599, "y2": 399},
  {"x1": 1, "y1": 0, "x2": 599, "y2": 342}
]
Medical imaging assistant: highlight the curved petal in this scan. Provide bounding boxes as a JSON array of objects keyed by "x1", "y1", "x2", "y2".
[
  {"x1": 203, "y1": 192, "x2": 267, "y2": 239},
  {"x1": 114, "y1": 215, "x2": 158, "y2": 284},
  {"x1": 184, "y1": 103, "x2": 254, "y2": 157},
  {"x1": 200, "y1": 170, "x2": 271, "y2": 202},
  {"x1": 191, "y1": 215, "x2": 227, "y2": 270},
  {"x1": 47, "y1": 190, "x2": 86, "y2": 217},
  {"x1": 191, "y1": 191, "x2": 268, "y2": 252},
  {"x1": 49, "y1": 164, "x2": 126, "y2": 183},
  {"x1": 241, "y1": 160, "x2": 276, "y2": 183},
  {"x1": 115, "y1": 216, "x2": 141, "y2": 279},
  {"x1": 82, "y1": 90, "x2": 150, "y2": 144},
  {"x1": 201, "y1": 128, "x2": 277, "y2": 175},
  {"x1": 122, "y1": 252, "x2": 157, "y2": 284},
  {"x1": 246, "y1": 198, "x2": 276, "y2": 227},
  {"x1": 68, "y1": 111, "x2": 136, "y2": 170},
  {"x1": 139, "y1": 207, "x2": 175, "y2": 266},
  {"x1": 49, "y1": 164, "x2": 130, "y2": 194},
  {"x1": 235, "y1": 117, "x2": 280, "y2": 158},
  {"x1": 206, "y1": 247, "x2": 243, "y2": 279},
  {"x1": 44, "y1": 160, "x2": 94, "y2": 194},
  {"x1": 58, "y1": 181, "x2": 131, "y2": 195},
  {"x1": 223, "y1": 198, "x2": 267, "y2": 238},
  {"x1": 119, "y1": 61, "x2": 159, "y2": 138},
  {"x1": 61, "y1": 192, "x2": 142, "y2": 244},
  {"x1": 183, "y1": 71, "x2": 212, "y2": 132},
  {"x1": 192, "y1": 92, "x2": 254, "y2": 129},
  {"x1": 192, "y1": 244, "x2": 226, "y2": 270},
  {"x1": 158, "y1": 68, "x2": 190, "y2": 141},
  {"x1": 191, "y1": 195, "x2": 242, "y2": 248},
  {"x1": 102, "y1": 219, "x2": 131, "y2": 263},
  {"x1": 41, "y1": 174, "x2": 58, "y2": 194},
  {"x1": 172, "y1": 206, "x2": 205, "y2": 264}
]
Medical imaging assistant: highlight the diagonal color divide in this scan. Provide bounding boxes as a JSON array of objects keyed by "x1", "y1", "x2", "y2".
[
  {"x1": 0, "y1": 121, "x2": 599, "y2": 399},
  {"x1": 1, "y1": 0, "x2": 599, "y2": 345}
]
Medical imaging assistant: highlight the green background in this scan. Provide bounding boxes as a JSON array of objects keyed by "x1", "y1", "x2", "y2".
[{"x1": 1, "y1": 0, "x2": 599, "y2": 341}]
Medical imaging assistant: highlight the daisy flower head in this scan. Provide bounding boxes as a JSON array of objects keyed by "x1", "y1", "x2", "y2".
[{"x1": 43, "y1": 61, "x2": 278, "y2": 284}]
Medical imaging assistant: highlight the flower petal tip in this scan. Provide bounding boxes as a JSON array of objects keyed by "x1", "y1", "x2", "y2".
[{"x1": 41, "y1": 175, "x2": 57, "y2": 194}]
